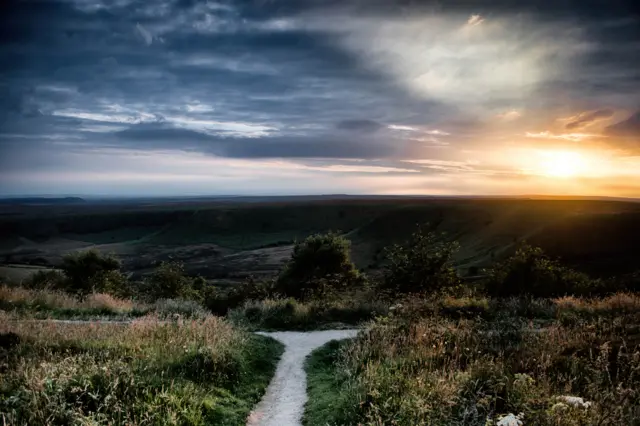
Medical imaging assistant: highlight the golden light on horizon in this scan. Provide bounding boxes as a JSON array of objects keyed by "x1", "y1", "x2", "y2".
[{"x1": 540, "y1": 151, "x2": 586, "y2": 178}]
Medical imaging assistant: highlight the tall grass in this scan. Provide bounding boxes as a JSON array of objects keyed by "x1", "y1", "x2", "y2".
[
  {"x1": 304, "y1": 294, "x2": 640, "y2": 425},
  {"x1": 0, "y1": 285, "x2": 148, "y2": 316},
  {"x1": 228, "y1": 295, "x2": 388, "y2": 330},
  {"x1": 0, "y1": 312, "x2": 283, "y2": 425}
]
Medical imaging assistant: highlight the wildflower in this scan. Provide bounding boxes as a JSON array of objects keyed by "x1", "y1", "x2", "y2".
[
  {"x1": 496, "y1": 413, "x2": 524, "y2": 426},
  {"x1": 556, "y1": 395, "x2": 592, "y2": 408}
]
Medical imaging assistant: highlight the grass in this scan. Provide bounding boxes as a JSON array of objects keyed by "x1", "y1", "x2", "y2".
[
  {"x1": 303, "y1": 339, "x2": 357, "y2": 426},
  {"x1": 303, "y1": 293, "x2": 640, "y2": 425},
  {"x1": 227, "y1": 295, "x2": 388, "y2": 331},
  {"x1": 0, "y1": 285, "x2": 152, "y2": 319},
  {"x1": 0, "y1": 285, "x2": 219, "y2": 320},
  {"x1": 0, "y1": 312, "x2": 284, "y2": 425}
]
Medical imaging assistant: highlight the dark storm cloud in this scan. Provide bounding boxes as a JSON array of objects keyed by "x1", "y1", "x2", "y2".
[
  {"x1": 1, "y1": 0, "x2": 639, "y2": 185},
  {"x1": 112, "y1": 121, "x2": 416, "y2": 159},
  {"x1": 335, "y1": 119, "x2": 383, "y2": 133}
]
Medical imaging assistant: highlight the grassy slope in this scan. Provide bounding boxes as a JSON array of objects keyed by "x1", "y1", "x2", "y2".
[
  {"x1": 2, "y1": 199, "x2": 640, "y2": 276},
  {"x1": 303, "y1": 294, "x2": 640, "y2": 426},
  {"x1": 0, "y1": 317, "x2": 284, "y2": 425},
  {"x1": 303, "y1": 339, "x2": 355, "y2": 426}
]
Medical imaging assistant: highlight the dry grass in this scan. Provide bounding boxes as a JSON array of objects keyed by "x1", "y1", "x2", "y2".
[
  {"x1": 228, "y1": 295, "x2": 388, "y2": 330},
  {"x1": 305, "y1": 294, "x2": 640, "y2": 426},
  {"x1": 0, "y1": 284, "x2": 149, "y2": 316},
  {"x1": 555, "y1": 292, "x2": 640, "y2": 314},
  {"x1": 0, "y1": 313, "x2": 282, "y2": 425}
]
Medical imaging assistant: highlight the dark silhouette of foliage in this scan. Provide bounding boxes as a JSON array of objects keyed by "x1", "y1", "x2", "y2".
[
  {"x1": 275, "y1": 232, "x2": 364, "y2": 300},
  {"x1": 60, "y1": 250, "x2": 123, "y2": 295},
  {"x1": 380, "y1": 224, "x2": 460, "y2": 295},
  {"x1": 484, "y1": 244, "x2": 595, "y2": 297},
  {"x1": 24, "y1": 269, "x2": 67, "y2": 290},
  {"x1": 143, "y1": 261, "x2": 195, "y2": 300}
]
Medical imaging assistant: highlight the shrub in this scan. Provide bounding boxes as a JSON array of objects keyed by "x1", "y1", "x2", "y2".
[
  {"x1": 23, "y1": 269, "x2": 67, "y2": 290},
  {"x1": 60, "y1": 250, "x2": 123, "y2": 295},
  {"x1": 143, "y1": 261, "x2": 195, "y2": 301},
  {"x1": 380, "y1": 224, "x2": 460, "y2": 295},
  {"x1": 484, "y1": 244, "x2": 595, "y2": 297},
  {"x1": 228, "y1": 295, "x2": 387, "y2": 330},
  {"x1": 203, "y1": 277, "x2": 276, "y2": 315},
  {"x1": 275, "y1": 232, "x2": 365, "y2": 300},
  {"x1": 154, "y1": 298, "x2": 209, "y2": 319}
]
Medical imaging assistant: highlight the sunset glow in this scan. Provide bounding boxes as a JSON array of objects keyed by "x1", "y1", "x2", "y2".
[
  {"x1": 0, "y1": 1, "x2": 638, "y2": 197},
  {"x1": 540, "y1": 151, "x2": 587, "y2": 178}
]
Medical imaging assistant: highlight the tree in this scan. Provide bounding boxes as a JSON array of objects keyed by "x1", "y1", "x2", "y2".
[
  {"x1": 484, "y1": 244, "x2": 593, "y2": 297},
  {"x1": 275, "y1": 232, "x2": 364, "y2": 299},
  {"x1": 380, "y1": 225, "x2": 460, "y2": 295},
  {"x1": 60, "y1": 250, "x2": 122, "y2": 295},
  {"x1": 144, "y1": 261, "x2": 194, "y2": 300}
]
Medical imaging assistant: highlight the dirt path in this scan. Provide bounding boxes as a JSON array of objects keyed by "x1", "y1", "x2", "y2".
[{"x1": 247, "y1": 329, "x2": 360, "y2": 426}]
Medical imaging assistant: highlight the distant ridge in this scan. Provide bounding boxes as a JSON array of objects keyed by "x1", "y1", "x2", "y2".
[{"x1": 0, "y1": 197, "x2": 86, "y2": 205}]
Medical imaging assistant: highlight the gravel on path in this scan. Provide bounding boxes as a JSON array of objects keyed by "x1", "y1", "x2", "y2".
[{"x1": 247, "y1": 329, "x2": 360, "y2": 426}]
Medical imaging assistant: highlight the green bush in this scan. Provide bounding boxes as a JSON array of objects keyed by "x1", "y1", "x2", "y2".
[
  {"x1": 143, "y1": 261, "x2": 196, "y2": 300},
  {"x1": 380, "y1": 225, "x2": 460, "y2": 295},
  {"x1": 200, "y1": 276, "x2": 275, "y2": 316},
  {"x1": 275, "y1": 232, "x2": 365, "y2": 300},
  {"x1": 59, "y1": 250, "x2": 124, "y2": 295},
  {"x1": 229, "y1": 296, "x2": 387, "y2": 331},
  {"x1": 484, "y1": 244, "x2": 595, "y2": 297}
]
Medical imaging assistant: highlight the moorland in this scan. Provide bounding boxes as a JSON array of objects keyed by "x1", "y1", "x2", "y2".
[{"x1": 1, "y1": 195, "x2": 640, "y2": 425}]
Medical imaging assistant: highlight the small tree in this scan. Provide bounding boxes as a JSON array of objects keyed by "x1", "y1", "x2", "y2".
[
  {"x1": 144, "y1": 261, "x2": 194, "y2": 300},
  {"x1": 484, "y1": 244, "x2": 593, "y2": 297},
  {"x1": 276, "y1": 232, "x2": 364, "y2": 299},
  {"x1": 381, "y1": 225, "x2": 460, "y2": 295},
  {"x1": 60, "y1": 250, "x2": 122, "y2": 295}
]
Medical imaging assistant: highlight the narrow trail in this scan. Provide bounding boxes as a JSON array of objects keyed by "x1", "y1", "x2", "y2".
[{"x1": 247, "y1": 329, "x2": 360, "y2": 426}]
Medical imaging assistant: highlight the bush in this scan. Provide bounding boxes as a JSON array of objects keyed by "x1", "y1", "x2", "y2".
[
  {"x1": 154, "y1": 298, "x2": 209, "y2": 319},
  {"x1": 23, "y1": 269, "x2": 67, "y2": 290},
  {"x1": 275, "y1": 232, "x2": 365, "y2": 300},
  {"x1": 484, "y1": 244, "x2": 595, "y2": 297},
  {"x1": 203, "y1": 277, "x2": 276, "y2": 316},
  {"x1": 60, "y1": 250, "x2": 124, "y2": 295},
  {"x1": 380, "y1": 224, "x2": 460, "y2": 295},
  {"x1": 143, "y1": 261, "x2": 196, "y2": 301},
  {"x1": 228, "y1": 295, "x2": 387, "y2": 331}
]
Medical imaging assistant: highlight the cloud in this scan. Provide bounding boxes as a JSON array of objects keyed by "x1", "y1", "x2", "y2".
[
  {"x1": 605, "y1": 111, "x2": 640, "y2": 138},
  {"x1": 497, "y1": 110, "x2": 522, "y2": 121},
  {"x1": 1, "y1": 0, "x2": 639, "y2": 196},
  {"x1": 303, "y1": 12, "x2": 588, "y2": 105},
  {"x1": 565, "y1": 109, "x2": 614, "y2": 130},
  {"x1": 466, "y1": 14, "x2": 484, "y2": 27},
  {"x1": 388, "y1": 124, "x2": 418, "y2": 131},
  {"x1": 335, "y1": 119, "x2": 383, "y2": 132},
  {"x1": 525, "y1": 131, "x2": 599, "y2": 142},
  {"x1": 135, "y1": 23, "x2": 154, "y2": 45}
]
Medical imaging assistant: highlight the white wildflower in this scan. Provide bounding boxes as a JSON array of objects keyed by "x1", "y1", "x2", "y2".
[
  {"x1": 497, "y1": 413, "x2": 523, "y2": 426},
  {"x1": 556, "y1": 395, "x2": 592, "y2": 408}
]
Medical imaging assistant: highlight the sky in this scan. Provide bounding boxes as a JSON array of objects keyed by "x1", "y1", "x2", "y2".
[{"x1": 1, "y1": 0, "x2": 639, "y2": 197}]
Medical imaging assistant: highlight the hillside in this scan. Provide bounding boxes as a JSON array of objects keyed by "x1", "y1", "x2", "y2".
[{"x1": 0, "y1": 198, "x2": 639, "y2": 282}]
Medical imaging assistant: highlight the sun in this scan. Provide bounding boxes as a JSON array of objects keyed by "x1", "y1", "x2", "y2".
[{"x1": 541, "y1": 151, "x2": 586, "y2": 178}]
